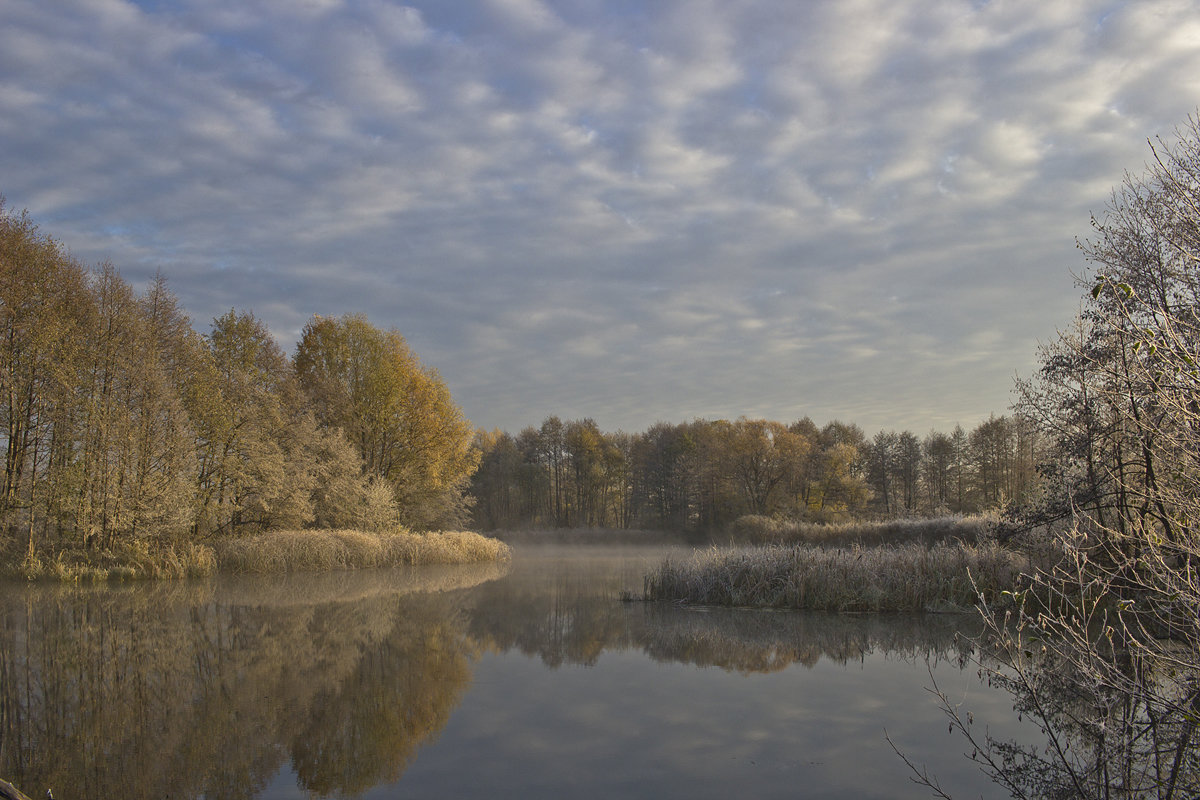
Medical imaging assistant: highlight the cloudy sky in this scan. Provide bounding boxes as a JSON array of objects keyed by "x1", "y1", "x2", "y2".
[{"x1": 3, "y1": 0, "x2": 1200, "y2": 436}]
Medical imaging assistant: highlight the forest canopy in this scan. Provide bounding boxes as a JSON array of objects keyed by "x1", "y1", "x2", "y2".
[
  {"x1": 469, "y1": 412, "x2": 1041, "y2": 532},
  {"x1": 0, "y1": 203, "x2": 478, "y2": 569}
]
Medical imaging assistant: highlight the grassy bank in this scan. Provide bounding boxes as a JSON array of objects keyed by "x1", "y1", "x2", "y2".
[
  {"x1": 10, "y1": 540, "x2": 219, "y2": 582},
  {"x1": 4, "y1": 529, "x2": 510, "y2": 582},
  {"x1": 215, "y1": 529, "x2": 511, "y2": 574},
  {"x1": 643, "y1": 542, "x2": 1025, "y2": 612},
  {"x1": 724, "y1": 514, "x2": 997, "y2": 547}
]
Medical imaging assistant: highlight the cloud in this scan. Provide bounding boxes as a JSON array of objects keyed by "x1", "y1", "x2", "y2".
[{"x1": 2, "y1": 0, "x2": 1200, "y2": 434}]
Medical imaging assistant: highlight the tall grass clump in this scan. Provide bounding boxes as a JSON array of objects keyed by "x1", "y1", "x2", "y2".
[
  {"x1": 215, "y1": 528, "x2": 511, "y2": 574},
  {"x1": 644, "y1": 542, "x2": 1024, "y2": 612},
  {"x1": 725, "y1": 514, "x2": 997, "y2": 548},
  {"x1": 6, "y1": 539, "x2": 218, "y2": 582}
]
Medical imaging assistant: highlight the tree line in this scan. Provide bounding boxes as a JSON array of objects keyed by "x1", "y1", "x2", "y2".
[
  {"x1": 469, "y1": 412, "x2": 1042, "y2": 532},
  {"x1": 0, "y1": 197, "x2": 1048, "y2": 560},
  {"x1": 0, "y1": 203, "x2": 478, "y2": 566}
]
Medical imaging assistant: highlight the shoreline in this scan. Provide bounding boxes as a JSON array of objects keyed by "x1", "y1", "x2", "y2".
[{"x1": 3, "y1": 528, "x2": 511, "y2": 583}]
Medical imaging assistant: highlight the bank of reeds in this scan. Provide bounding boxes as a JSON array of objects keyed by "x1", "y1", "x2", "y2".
[
  {"x1": 4, "y1": 529, "x2": 509, "y2": 582},
  {"x1": 215, "y1": 528, "x2": 511, "y2": 574},
  {"x1": 10, "y1": 540, "x2": 218, "y2": 582},
  {"x1": 644, "y1": 542, "x2": 1024, "y2": 612},
  {"x1": 724, "y1": 514, "x2": 996, "y2": 548}
]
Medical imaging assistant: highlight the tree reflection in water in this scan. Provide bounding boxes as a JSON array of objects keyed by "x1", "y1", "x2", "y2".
[
  {"x1": 915, "y1": 619, "x2": 1200, "y2": 799},
  {"x1": 464, "y1": 561, "x2": 980, "y2": 674},
  {"x1": 1, "y1": 549, "x2": 998, "y2": 798},
  {"x1": 0, "y1": 568, "x2": 491, "y2": 800}
]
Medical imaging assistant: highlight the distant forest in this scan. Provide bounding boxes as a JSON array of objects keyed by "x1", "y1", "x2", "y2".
[{"x1": 469, "y1": 413, "x2": 1041, "y2": 532}]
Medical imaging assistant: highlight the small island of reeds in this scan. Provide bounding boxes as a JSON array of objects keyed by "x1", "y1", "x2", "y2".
[
  {"x1": 643, "y1": 541, "x2": 1024, "y2": 612},
  {"x1": 642, "y1": 515, "x2": 1041, "y2": 612}
]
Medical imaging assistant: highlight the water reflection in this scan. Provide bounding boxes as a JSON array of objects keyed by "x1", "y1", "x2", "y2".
[
  {"x1": 1, "y1": 546, "x2": 995, "y2": 798},
  {"x1": 467, "y1": 586, "x2": 980, "y2": 673},
  {"x1": 0, "y1": 565, "x2": 500, "y2": 800},
  {"x1": 465, "y1": 545, "x2": 979, "y2": 673},
  {"x1": 637, "y1": 605, "x2": 978, "y2": 673}
]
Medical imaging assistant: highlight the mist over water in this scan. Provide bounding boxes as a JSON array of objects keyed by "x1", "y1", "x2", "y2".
[{"x1": 0, "y1": 544, "x2": 1036, "y2": 798}]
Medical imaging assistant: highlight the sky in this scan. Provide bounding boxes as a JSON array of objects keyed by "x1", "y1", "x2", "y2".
[{"x1": 3, "y1": 0, "x2": 1200, "y2": 436}]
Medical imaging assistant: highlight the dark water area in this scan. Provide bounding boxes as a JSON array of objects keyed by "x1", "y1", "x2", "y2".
[{"x1": 0, "y1": 544, "x2": 1034, "y2": 799}]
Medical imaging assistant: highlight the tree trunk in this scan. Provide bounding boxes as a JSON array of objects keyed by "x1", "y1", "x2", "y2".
[{"x1": 0, "y1": 779, "x2": 33, "y2": 800}]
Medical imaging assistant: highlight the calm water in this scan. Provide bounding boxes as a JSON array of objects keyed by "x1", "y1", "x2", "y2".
[{"x1": 0, "y1": 544, "x2": 1034, "y2": 799}]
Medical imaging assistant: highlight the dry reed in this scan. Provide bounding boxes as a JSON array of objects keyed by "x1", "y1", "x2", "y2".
[
  {"x1": 215, "y1": 528, "x2": 511, "y2": 574},
  {"x1": 725, "y1": 514, "x2": 997, "y2": 547},
  {"x1": 644, "y1": 542, "x2": 1024, "y2": 612},
  {"x1": 8, "y1": 540, "x2": 218, "y2": 582}
]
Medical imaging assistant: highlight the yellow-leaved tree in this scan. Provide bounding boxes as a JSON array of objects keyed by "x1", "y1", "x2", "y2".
[{"x1": 294, "y1": 314, "x2": 478, "y2": 530}]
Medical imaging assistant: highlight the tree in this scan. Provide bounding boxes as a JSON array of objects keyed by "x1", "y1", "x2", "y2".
[
  {"x1": 294, "y1": 314, "x2": 478, "y2": 530},
  {"x1": 968, "y1": 415, "x2": 1014, "y2": 509},
  {"x1": 921, "y1": 430, "x2": 956, "y2": 512},
  {"x1": 918, "y1": 115, "x2": 1200, "y2": 799},
  {"x1": 866, "y1": 430, "x2": 899, "y2": 514},
  {"x1": 0, "y1": 205, "x2": 93, "y2": 557},
  {"x1": 538, "y1": 416, "x2": 568, "y2": 527},
  {"x1": 722, "y1": 418, "x2": 808, "y2": 517},
  {"x1": 895, "y1": 430, "x2": 922, "y2": 512},
  {"x1": 632, "y1": 421, "x2": 701, "y2": 530},
  {"x1": 514, "y1": 426, "x2": 551, "y2": 525},
  {"x1": 810, "y1": 421, "x2": 869, "y2": 516},
  {"x1": 193, "y1": 309, "x2": 312, "y2": 536},
  {"x1": 308, "y1": 420, "x2": 374, "y2": 530},
  {"x1": 126, "y1": 275, "x2": 204, "y2": 542},
  {"x1": 564, "y1": 419, "x2": 629, "y2": 528},
  {"x1": 470, "y1": 429, "x2": 527, "y2": 530}
]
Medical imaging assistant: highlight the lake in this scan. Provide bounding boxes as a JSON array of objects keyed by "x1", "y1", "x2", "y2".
[{"x1": 0, "y1": 543, "x2": 1035, "y2": 799}]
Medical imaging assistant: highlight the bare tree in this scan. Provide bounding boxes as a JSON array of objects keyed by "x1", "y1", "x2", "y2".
[{"x1": 906, "y1": 115, "x2": 1200, "y2": 800}]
